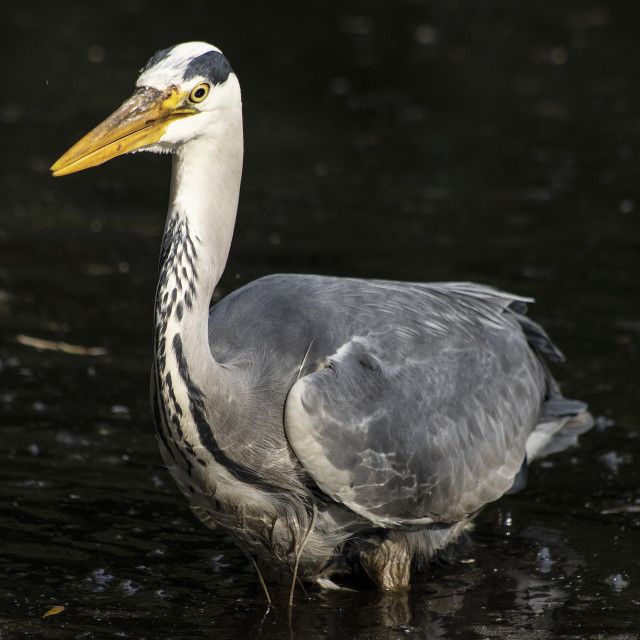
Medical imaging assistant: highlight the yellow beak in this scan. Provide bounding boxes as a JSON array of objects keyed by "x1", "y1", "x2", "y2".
[{"x1": 51, "y1": 85, "x2": 195, "y2": 177}]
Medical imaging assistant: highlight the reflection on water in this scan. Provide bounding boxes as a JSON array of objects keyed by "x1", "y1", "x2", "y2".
[
  {"x1": 261, "y1": 518, "x2": 588, "y2": 639},
  {"x1": 2, "y1": 0, "x2": 640, "y2": 637}
]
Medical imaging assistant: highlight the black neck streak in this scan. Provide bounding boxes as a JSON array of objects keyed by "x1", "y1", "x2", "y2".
[
  {"x1": 171, "y1": 334, "x2": 280, "y2": 492},
  {"x1": 158, "y1": 215, "x2": 199, "y2": 320},
  {"x1": 153, "y1": 214, "x2": 200, "y2": 472},
  {"x1": 152, "y1": 215, "x2": 280, "y2": 493}
]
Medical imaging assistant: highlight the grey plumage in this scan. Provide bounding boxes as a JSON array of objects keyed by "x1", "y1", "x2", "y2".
[
  {"x1": 52, "y1": 42, "x2": 593, "y2": 593},
  {"x1": 156, "y1": 271, "x2": 591, "y2": 588}
]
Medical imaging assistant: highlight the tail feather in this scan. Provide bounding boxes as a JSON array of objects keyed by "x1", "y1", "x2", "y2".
[
  {"x1": 526, "y1": 397, "x2": 594, "y2": 461},
  {"x1": 507, "y1": 300, "x2": 593, "y2": 461}
]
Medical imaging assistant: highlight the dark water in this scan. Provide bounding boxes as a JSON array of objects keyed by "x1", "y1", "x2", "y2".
[{"x1": 2, "y1": 1, "x2": 640, "y2": 638}]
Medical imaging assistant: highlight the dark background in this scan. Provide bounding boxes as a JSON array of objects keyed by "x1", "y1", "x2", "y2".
[{"x1": 2, "y1": 1, "x2": 639, "y2": 638}]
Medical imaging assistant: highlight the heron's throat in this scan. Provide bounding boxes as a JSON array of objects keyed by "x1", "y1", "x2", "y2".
[{"x1": 155, "y1": 125, "x2": 243, "y2": 372}]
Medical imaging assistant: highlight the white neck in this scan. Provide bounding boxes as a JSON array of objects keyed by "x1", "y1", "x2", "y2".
[{"x1": 155, "y1": 90, "x2": 243, "y2": 387}]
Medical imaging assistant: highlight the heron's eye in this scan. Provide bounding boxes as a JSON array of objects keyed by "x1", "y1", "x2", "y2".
[{"x1": 188, "y1": 83, "x2": 210, "y2": 103}]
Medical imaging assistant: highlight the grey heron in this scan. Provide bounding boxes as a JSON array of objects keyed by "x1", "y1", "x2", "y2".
[{"x1": 51, "y1": 42, "x2": 592, "y2": 594}]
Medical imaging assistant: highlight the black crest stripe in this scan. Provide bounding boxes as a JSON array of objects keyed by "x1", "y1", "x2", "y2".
[
  {"x1": 142, "y1": 45, "x2": 178, "y2": 73},
  {"x1": 184, "y1": 51, "x2": 232, "y2": 85}
]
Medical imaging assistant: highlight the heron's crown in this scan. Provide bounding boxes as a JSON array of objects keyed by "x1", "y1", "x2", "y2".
[{"x1": 137, "y1": 42, "x2": 233, "y2": 91}]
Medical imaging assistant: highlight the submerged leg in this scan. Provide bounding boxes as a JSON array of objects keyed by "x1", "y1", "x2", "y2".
[
  {"x1": 359, "y1": 534, "x2": 412, "y2": 591},
  {"x1": 359, "y1": 519, "x2": 476, "y2": 591}
]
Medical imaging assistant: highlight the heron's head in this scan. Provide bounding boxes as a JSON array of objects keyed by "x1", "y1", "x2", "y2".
[{"x1": 51, "y1": 42, "x2": 241, "y2": 177}]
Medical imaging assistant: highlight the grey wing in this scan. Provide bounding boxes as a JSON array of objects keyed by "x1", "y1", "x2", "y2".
[{"x1": 285, "y1": 290, "x2": 548, "y2": 527}]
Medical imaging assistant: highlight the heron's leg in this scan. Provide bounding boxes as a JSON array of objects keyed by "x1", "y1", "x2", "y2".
[
  {"x1": 247, "y1": 555, "x2": 273, "y2": 604},
  {"x1": 359, "y1": 534, "x2": 412, "y2": 591}
]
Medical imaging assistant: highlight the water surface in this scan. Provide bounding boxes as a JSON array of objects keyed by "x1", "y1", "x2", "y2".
[{"x1": 2, "y1": 1, "x2": 639, "y2": 638}]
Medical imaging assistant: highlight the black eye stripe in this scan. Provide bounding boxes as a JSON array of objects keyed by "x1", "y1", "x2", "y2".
[{"x1": 184, "y1": 51, "x2": 232, "y2": 85}]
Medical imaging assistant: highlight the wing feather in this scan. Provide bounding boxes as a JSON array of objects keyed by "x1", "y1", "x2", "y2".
[{"x1": 284, "y1": 282, "x2": 547, "y2": 527}]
